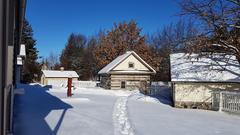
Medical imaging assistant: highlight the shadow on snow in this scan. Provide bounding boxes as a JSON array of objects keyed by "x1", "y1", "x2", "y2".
[
  {"x1": 148, "y1": 86, "x2": 173, "y2": 106},
  {"x1": 14, "y1": 84, "x2": 72, "y2": 135}
]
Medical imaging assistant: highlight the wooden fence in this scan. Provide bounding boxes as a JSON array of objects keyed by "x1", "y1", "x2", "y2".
[
  {"x1": 212, "y1": 91, "x2": 240, "y2": 114},
  {"x1": 149, "y1": 85, "x2": 171, "y2": 97},
  {"x1": 72, "y1": 81, "x2": 97, "y2": 88}
]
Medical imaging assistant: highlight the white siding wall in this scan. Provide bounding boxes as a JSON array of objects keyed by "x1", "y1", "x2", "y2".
[
  {"x1": 43, "y1": 77, "x2": 78, "y2": 87},
  {"x1": 174, "y1": 83, "x2": 240, "y2": 103},
  {"x1": 113, "y1": 55, "x2": 149, "y2": 71}
]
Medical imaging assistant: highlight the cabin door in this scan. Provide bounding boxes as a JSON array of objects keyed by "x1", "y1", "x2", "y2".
[{"x1": 121, "y1": 81, "x2": 126, "y2": 89}]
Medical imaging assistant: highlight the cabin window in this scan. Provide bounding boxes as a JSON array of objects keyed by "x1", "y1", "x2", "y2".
[
  {"x1": 128, "y1": 62, "x2": 134, "y2": 68},
  {"x1": 121, "y1": 81, "x2": 126, "y2": 88}
]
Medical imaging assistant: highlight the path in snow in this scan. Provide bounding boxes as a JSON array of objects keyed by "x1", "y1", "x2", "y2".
[{"x1": 113, "y1": 96, "x2": 134, "y2": 135}]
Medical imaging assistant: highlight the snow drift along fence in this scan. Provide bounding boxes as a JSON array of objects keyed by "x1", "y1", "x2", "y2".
[
  {"x1": 212, "y1": 91, "x2": 240, "y2": 114},
  {"x1": 149, "y1": 85, "x2": 163, "y2": 95},
  {"x1": 72, "y1": 81, "x2": 97, "y2": 88},
  {"x1": 149, "y1": 84, "x2": 170, "y2": 95}
]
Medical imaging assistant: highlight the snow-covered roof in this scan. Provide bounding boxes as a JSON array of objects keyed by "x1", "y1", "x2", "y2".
[
  {"x1": 42, "y1": 70, "x2": 79, "y2": 78},
  {"x1": 98, "y1": 51, "x2": 156, "y2": 74},
  {"x1": 170, "y1": 53, "x2": 240, "y2": 82},
  {"x1": 19, "y1": 44, "x2": 26, "y2": 57}
]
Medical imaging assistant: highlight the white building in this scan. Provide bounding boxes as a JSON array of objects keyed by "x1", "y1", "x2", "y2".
[
  {"x1": 170, "y1": 53, "x2": 240, "y2": 109},
  {"x1": 41, "y1": 70, "x2": 79, "y2": 87}
]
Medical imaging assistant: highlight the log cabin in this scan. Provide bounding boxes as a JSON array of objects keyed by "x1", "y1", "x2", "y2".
[{"x1": 98, "y1": 51, "x2": 156, "y2": 90}]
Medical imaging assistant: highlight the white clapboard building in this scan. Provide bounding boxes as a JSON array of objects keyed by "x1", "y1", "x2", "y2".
[
  {"x1": 170, "y1": 53, "x2": 240, "y2": 109},
  {"x1": 41, "y1": 69, "x2": 79, "y2": 87}
]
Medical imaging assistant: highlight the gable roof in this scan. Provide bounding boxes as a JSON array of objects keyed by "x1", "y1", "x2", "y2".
[
  {"x1": 42, "y1": 70, "x2": 79, "y2": 78},
  {"x1": 170, "y1": 53, "x2": 240, "y2": 82},
  {"x1": 98, "y1": 51, "x2": 156, "y2": 74}
]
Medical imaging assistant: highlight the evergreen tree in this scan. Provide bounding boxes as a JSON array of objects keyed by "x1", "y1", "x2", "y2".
[
  {"x1": 60, "y1": 33, "x2": 86, "y2": 79},
  {"x1": 21, "y1": 19, "x2": 41, "y2": 83},
  {"x1": 81, "y1": 37, "x2": 98, "y2": 80}
]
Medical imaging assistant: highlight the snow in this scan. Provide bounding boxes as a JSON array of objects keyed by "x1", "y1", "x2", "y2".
[
  {"x1": 60, "y1": 98, "x2": 90, "y2": 103},
  {"x1": 98, "y1": 51, "x2": 156, "y2": 74},
  {"x1": 98, "y1": 52, "x2": 131, "y2": 74},
  {"x1": 49, "y1": 86, "x2": 134, "y2": 97},
  {"x1": 14, "y1": 84, "x2": 240, "y2": 135},
  {"x1": 128, "y1": 99, "x2": 240, "y2": 135},
  {"x1": 14, "y1": 84, "x2": 117, "y2": 135},
  {"x1": 113, "y1": 97, "x2": 134, "y2": 135},
  {"x1": 128, "y1": 91, "x2": 160, "y2": 104},
  {"x1": 42, "y1": 70, "x2": 79, "y2": 78},
  {"x1": 50, "y1": 87, "x2": 163, "y2": 104},
  {"x1": 170, "y1": 53, "x2": 240, "y2": 82}
]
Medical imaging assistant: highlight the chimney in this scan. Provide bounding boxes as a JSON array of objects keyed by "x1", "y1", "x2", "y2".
[{"x1": 60, "y1": 67, "x2": 64, "y2": 71}]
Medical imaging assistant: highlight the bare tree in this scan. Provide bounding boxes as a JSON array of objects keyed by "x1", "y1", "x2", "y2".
[
  {"x1": 46, "y1": 52, "x2": 59, "y2": 70},
  {"x1": 148, "y1": 20, "x2": 198, "y2": 81},
  {"x1": 179, "y1": 0, "x2": 240, "y2": 62}
]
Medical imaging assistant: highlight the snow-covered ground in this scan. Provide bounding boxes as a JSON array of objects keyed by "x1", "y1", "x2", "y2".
[
  {"x1": 128, "y1": 99, "x2": 240, "y2": 135},
  {"x1": 14, "y1": 84, "x2": 240, "y2": 135},
  {"x1": 113, "y1": 96, "x2": 134, "y2": 135}
]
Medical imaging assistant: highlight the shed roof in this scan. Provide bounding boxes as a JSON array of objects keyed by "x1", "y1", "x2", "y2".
[
  {"x1": 170, "y1": 53, "x2": 240, "y2": 82},
  {"x1": 42, "y1": 70, "x2": 79, "y2": 78},
  {"x1": 98, "y1": 51, "x2": 156, "y2": 74}
]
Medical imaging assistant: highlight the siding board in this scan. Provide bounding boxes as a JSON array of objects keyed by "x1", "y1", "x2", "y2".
[{"x1": 173, "y1": 82, "x2": 240, "y2": 109}]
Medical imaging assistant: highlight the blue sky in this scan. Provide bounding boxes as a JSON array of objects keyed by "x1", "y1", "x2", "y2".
[{"x1": 26, "y1": 0, "x2": 181, "y2": 58}]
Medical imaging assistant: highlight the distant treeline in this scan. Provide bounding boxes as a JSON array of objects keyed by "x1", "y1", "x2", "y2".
[
  {"x1": 22, "y1": 0, "x2": 240, "y2": 82},
  {"x1": 42, "y1": 20, "x2": 196, "y2": 81}
]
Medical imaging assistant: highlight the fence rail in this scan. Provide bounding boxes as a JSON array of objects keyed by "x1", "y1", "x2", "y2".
[
  {"x1": 72, "y1": 81, "x2": 97, "y2": 88},
  {"x1": 212, "y1": 91, "x2": 240, "y2": 114},
  {"x1": 149, "y1": 85, "x2": 164, "y2": 95}
]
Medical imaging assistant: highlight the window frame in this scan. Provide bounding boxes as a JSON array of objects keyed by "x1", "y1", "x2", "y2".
[{"x1": 128, "y1": 62, "x2": 134, "y2": 68}]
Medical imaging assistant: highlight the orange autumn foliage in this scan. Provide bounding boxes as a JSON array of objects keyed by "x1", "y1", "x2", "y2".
[{"x1": 93, "y1": 21, "x2": 155, "y2": 71}]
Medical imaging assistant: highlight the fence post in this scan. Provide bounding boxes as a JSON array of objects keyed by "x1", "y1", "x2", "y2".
[{"x1": 219, "y1": 91, "x2": 223, "y2": 112}]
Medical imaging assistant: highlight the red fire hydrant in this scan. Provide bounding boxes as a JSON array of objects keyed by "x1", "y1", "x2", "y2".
[{"x1": 67, "y1": 77, "x2": 72, "y2": 97}]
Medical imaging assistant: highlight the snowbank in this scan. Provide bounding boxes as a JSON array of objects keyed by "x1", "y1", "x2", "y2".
[
  {"x1": 128, "y1": 91, "x2": 160, "y2": 104},
  {"x1": 49, "y1": 87, "x2": 135, "y2": 97},
  {"x1": 48, "y1": 85, "x2": 167, "y2": 106},
  {"x1": 60, "y1": 98, "x2": 90, "y2": 103}
]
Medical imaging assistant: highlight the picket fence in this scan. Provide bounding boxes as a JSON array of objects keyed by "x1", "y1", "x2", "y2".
[{"x1": 212, "y1": 91, "x2": 240, "y2": 114}]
